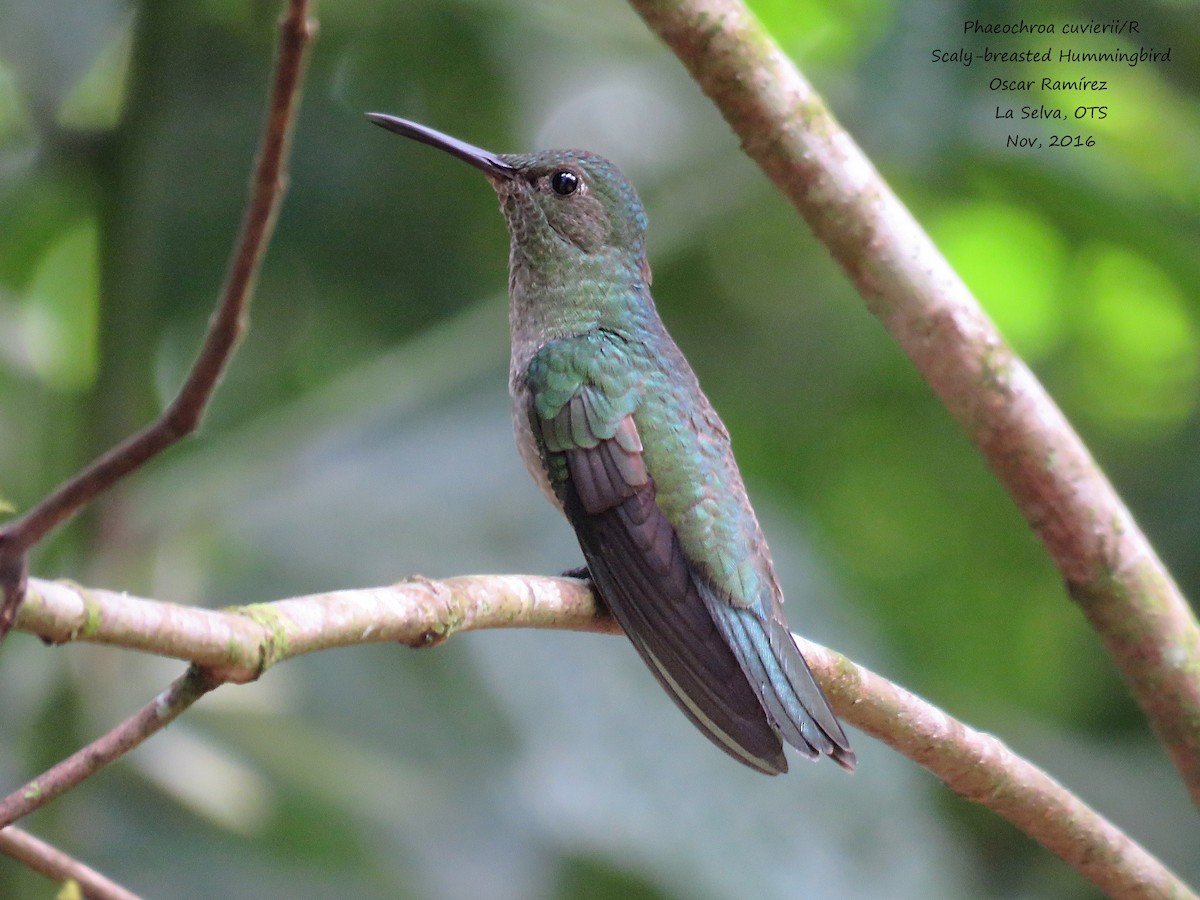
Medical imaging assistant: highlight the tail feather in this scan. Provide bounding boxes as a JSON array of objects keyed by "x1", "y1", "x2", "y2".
[
  {"x1": 567, "y1": 483, "x2": 791, "y2": 774},
  {"x1": 704, "y1": 587, "x2": 856, "y2": 772}
]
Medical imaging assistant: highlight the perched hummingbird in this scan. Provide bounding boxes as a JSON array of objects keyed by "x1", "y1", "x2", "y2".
[{"x1": 368, "y1": 113, "x2": 855, "y2": 775}]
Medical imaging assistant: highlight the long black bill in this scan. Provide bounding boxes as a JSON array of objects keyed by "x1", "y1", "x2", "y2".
[{"x1": 366, "y1": 113, "x2": 516, "y2": 180}]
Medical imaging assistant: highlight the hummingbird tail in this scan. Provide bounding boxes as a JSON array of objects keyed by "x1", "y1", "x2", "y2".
[
  {"x1": 564, "y1": 481, "x2": 791, "y2": 774},
  {"x1": 703, "y1": 593, "x2": 856, "y2": 772}
]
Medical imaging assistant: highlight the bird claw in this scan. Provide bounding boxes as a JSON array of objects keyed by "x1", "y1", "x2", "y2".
[
  {"x1": 560, "y1": 563, "x2": 592, "y2": 581},
  {"x1": 560, "y1": 563, "x2": 613, "y2": 619}
]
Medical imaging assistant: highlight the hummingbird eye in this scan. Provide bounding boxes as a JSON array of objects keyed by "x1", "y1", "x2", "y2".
[{"x1": 550, "y1": 170, "x2": 579, "y2": 196}]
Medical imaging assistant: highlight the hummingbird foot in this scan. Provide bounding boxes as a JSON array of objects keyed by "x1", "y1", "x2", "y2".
[{"x1": 561, "y1": 563, "x2": 614, "y2": 619}]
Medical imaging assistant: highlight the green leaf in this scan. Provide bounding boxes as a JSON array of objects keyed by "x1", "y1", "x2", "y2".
[
  {"x1": 22, "y1": 219, "x2": 101, "y2": 392},
  {"x1": 1071, "y1": 245, "x2": 1198, "y2": 433}
]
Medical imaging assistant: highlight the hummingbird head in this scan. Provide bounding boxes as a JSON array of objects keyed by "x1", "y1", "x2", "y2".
[{"x1": 367, "y1": 113, "x2": 651, "y2": 286}]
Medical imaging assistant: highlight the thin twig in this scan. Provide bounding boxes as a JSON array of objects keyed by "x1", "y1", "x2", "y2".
[
  {"x1": 0, "y1": 825, "x2": 142, "y2": 900},
  {"x1": 624, "y1": 0, "x2": 1200, "y2": 806},
  {"x1": 12, "y1": 575, "x2": 1196, "y2": 900},
  {"x1": 0, "y1": 0, "x2": 315, "y2": 636},
  {"x1": 0, "y1": 665, "x2": 222, "y2": 829}
]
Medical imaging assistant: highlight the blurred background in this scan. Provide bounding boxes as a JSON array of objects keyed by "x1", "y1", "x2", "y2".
[{"x1": 1, "y1": 0, "x2": 1198, "y2": 896}]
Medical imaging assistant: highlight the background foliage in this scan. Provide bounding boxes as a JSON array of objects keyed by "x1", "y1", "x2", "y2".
[{"x1": 1, "y1": 0, "x2": 1198, "y2": 896}]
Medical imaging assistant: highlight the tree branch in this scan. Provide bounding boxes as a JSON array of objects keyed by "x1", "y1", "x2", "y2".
[
  {"x1": 11, "y1": 575, "x2": 1196, "y2": 900},
  {"x1": 0, "y1": 825, "x2": 141, "y2": 900},
  {"x1": 19, "y1": 575, "x2": 609, "y2": 682},
  {"x1": 0, "y1": 664, "x2": 221, "y2": 829},
  {"x1": 623, "y1": 0, "x2": 1200, "y2": 806},
  {"x1": 0, "y1": 0, "x2": 315, "y2": 637},
  {"x1": 802, "y1": 638, "x2": 1196, "y2": 900}
]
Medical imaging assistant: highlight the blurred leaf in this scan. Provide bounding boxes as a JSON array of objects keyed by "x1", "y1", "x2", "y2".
[
  {"x1": 931, "y1": 201, "x2": 1067, "y2": 360},
  {"x1": 0, "y1": 56, "x2": 32, "y2": 150},
  {"x1": 1070, "y1": 245, "x2": 1198, "y2": 433},
  {"x1": 554, "y1": 855, "x2": 673, "y2": 900},
  {"x1": 747, "y1": 0, "x2": 891, "y2": 62},
  {"x1": 57, "y1": 12, "x2": 134, "y2": 131},
  {"x1": 21, "y1": 218, "x2": 100, "y2": 391}
]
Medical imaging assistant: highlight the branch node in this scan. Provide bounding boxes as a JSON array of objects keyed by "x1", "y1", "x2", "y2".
[
  {"x1": 405, "y1": 628, "x2": 449, "y2": 650},
  {"x1": 0, "y1": 545, "x2": 28, "y2": 639},
  {"x1": 225, "y1": 602, "x2": 290, "y2": 679}
]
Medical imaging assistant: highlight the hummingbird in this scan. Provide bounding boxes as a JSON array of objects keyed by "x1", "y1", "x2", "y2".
[{"x1": 368, "y1": 113, "x2": 855, "y2": 775}]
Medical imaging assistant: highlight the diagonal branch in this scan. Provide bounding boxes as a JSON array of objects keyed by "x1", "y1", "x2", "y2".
[
  {"x1": 623, "y1": 0, "x2": 1200, "y2": 806},
  {"x1": 0, "y1": 825, "x2": 142, "y2": 900},
  {"x1": 0, "y1": 664, "x2": 221, "y2": 829},
  {"x1": 802, "y1": 638, "x2": 1196, "y2": 900},
  {"x1": 11, "y1": 575, "x2": 1197, "y2": 900},
  {"x1": 0, "y1": 0, "x2": 316, "y2": 637}
]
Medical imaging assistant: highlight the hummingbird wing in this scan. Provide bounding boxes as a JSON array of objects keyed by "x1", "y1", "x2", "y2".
[{"x1": 528, "y1": 334, "x2": 800, "y2": 774}]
